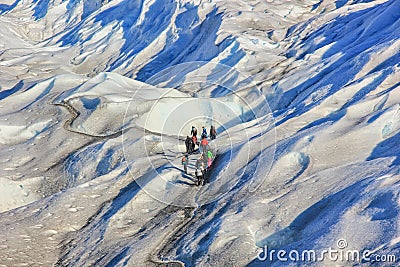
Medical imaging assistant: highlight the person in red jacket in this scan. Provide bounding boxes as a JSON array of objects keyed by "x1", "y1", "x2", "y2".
[{"x1": 200, "y1": 136, "x2": 208, "y2": 154}]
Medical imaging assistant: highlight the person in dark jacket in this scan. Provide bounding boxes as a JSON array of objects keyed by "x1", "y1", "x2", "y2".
[
  {"x1": 191, "y1": 126, "x2": 197, "y2": 138},
  {"x1": 191, "y1": 136, "x2": 196, "y2": 150},
  {"x1": 185, "y1": 136, "x2": 193, "y2": 153},
  {"x1": 210, "y1": 125, "x2": 217, "y2": 140}
]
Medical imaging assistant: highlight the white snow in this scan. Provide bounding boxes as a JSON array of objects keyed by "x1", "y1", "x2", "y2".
[
  {"x1": 0, "y1": 119, "x2": 52, "y2": 145},
  {"x1": 0, "y1": 176, "x2": 43, "y2": 213}
]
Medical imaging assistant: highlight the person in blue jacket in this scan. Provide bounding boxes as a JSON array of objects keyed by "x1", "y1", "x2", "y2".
[{"x1": 201, "y1": 126, "x2": 207, "y2": 139}]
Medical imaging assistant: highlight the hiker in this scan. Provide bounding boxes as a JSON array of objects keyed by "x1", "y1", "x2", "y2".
[
  {"x1": 191, "y1": 135, "x2": 197, "y2": 149},
  {"x1": 195, "y1": 155, "x2": 203, "y2": 175},
  {"x1": 201, "y1": 126, "x2": 207, "y2": 139},
  {"x1": 210, "y1": 125, "x2": 217, "y2": 140},
  {"x1": 195, "y1": 155, "x2": 206, "y2": 185},
  {"x1": 191, "y1": 126, "x2": 197, "y2": 138},
  {"x1": 182, "y1": 154, "x2": 188, "y2": 174},
  {"x1": 199, "y1": 136, "x2": 209, "y2": 153},
  {"x1": 207, "y1": 150, "x2": 214, "y2": 168},
  {"x1": 185, "y1": 136, "x2": 192, "y2": 153}
]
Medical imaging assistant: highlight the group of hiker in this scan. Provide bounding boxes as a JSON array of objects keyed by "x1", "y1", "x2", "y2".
[
  {"x1": 181, "y1": 125, "x2": 217, "y2": 185},
  {"x1": 184, "y1": 126, "x2": 217, "y2": 154}
]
